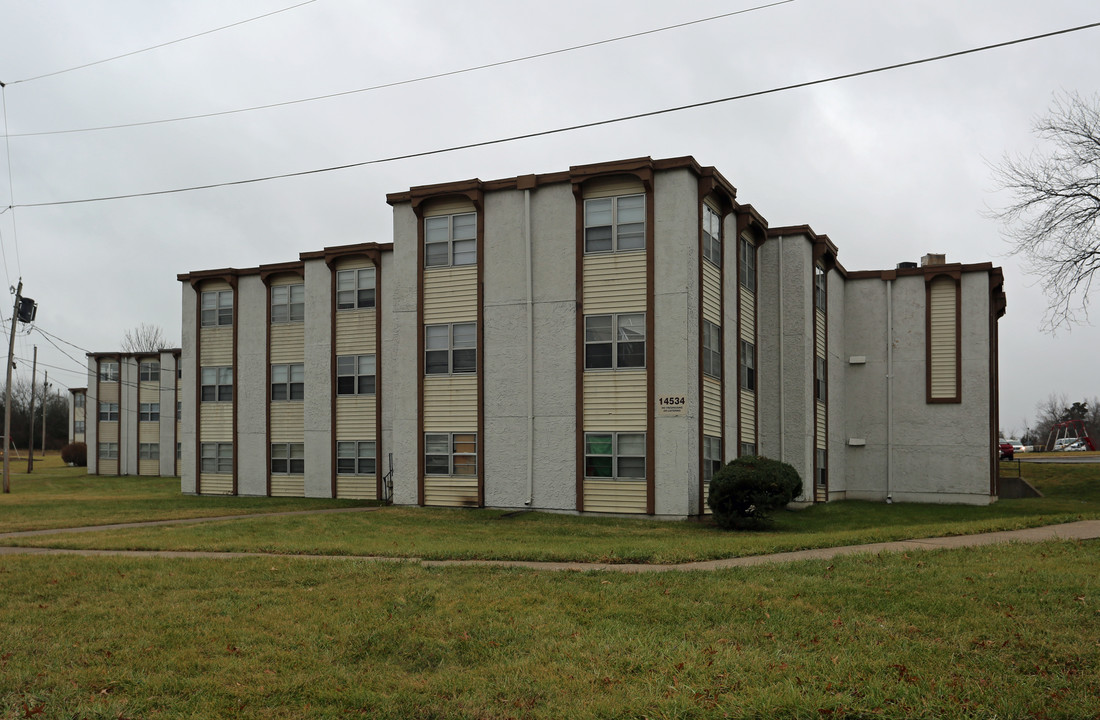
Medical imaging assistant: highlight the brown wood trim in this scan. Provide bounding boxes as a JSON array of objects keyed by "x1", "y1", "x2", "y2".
[
  {"x1": 925, "y1": 274, "x2": 962, "y2": 404},
  {"x1": 645, "y1": 183, "x2": 656, "y2": 516},
  {"x1": 573, "y1": 184, "x2": 585, "y2": 513},
  {"x1": 415, "y1": 205, "x2": 426, "y2": 506},
  {"x1": 258, "y1": 263, "x2": 304, "y2": 283}
]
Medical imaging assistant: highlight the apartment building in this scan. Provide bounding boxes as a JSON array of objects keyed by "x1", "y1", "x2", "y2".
[
  {"x1": 68, "y1": 387, "x2": 87, "y2": 444},
  {"x1": 83, "y1": 350, "x2": 182, "y2": 476},
  {"x1": 176, "y1": 155, "x2": 1005, "y2": 514}
]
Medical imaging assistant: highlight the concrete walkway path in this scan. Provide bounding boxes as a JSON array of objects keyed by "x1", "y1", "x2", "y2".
[{"x1": 0, "y1": 512, "x2": 1097, "y2": 573}]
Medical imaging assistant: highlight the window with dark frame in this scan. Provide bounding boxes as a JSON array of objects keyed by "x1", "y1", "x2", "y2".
[
  {"x1": 139, "y1": 443, "x2": 159, "y2": 460},
  {"x1": 99, "y1": 362, "x2": 119, "y2": 382},
  {"x1": 98, "y1": 402, "x2": 119, "y2": 422},
  {"x1": 424, "y1": 433, "x2": 477, "y2": 476},
  {"x1": 200, "y1": 367, "x2": 233, "y2": 402},
  {"x1": 739, "y1": 237, "x2": 756, "y2": 292},
  {"x1": 703, "y1": 320, "x2": 722, "y2": 379},
  {"x1": 271, "y1": 443, "x2": 305, "y2": 475},
  {"x1": 139, "y1": 402, "x2": 160, "y2": 422},
  {"x1": 99, "y1": 442, "x2": 118, "y2": 459},
  {"x1": 139, "y1": 361, "x2": 160, "y2": 382},
  {"x1": 739, "y1": 340, "x2": 755, "y2": 392},
  {"x1": 337, "y1": 441, "x2": 377, "y2": 475},
  {"x1": 200, "y1": 443, "x2": 233, "y2": 474},
  {"x1": 815, "y1": 265, "x2": 827, "y2": 309},
  {"x1": 703, "y1": 435, "x2": 722, "y2": 482}
]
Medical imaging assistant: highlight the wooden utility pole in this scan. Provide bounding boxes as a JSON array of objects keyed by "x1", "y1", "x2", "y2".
[
  {"x1": 27, "y1": 346, "x2": 37, "y2": 472},
  {"x1": 3, "y1": 278, "x2": 21, "y2": 493},
  {"x1": 40, "y1": 372, "x2": 49, "y2": 458}
]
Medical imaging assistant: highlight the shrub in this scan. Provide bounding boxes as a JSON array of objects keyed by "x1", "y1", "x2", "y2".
[
  {"x1": 60, "y1": 442, "x2": 87, "y2": 467},
  {"x1": 707, "y1": 455, "x2": 802, "y2": 530}
]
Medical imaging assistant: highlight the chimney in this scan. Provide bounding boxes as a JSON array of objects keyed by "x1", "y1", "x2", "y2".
[{"x1": 921, "y1": 253, "x2": 946, "y2": 267}]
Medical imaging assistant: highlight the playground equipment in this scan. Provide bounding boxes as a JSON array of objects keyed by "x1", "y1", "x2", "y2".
[{"x1": 1045, "y1": 419, "x2": 1096, "y2": 451}]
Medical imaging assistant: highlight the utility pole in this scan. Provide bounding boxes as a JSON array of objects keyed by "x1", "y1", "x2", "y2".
[
  {"x1": 3, "y1": 278, "x2": 21, "y2": 493},
  {"x1": 41, "y1": 372, "x2": 49, "y2": 458},
  {"x1": 27, "y1": 346, "x2": 37, "y2": 472}
]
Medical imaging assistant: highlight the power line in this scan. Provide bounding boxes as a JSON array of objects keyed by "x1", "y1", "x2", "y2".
[
  {"x1": 32, "y1": 325, "x2": 95, "y2": 355},
  {"x1": 0, "y1": 86, "x2": 19, "y2": 283},
  {"x1": 5, "y1": 19, "x2": 1100, "y2": 210},
  {"x1": 3, "y1": 0, "x2": 319, "y2": 86},
  {"x1": 4, "y1": 1, "x2": 795, "y2": 138}
]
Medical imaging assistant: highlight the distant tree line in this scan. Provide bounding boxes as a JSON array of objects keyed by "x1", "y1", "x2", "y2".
[
  {"x1": 1020, "y1": 395, "x2": 1100, "y2": 448},
  {"x1": 1, "y1": 381, "x2": 70, "y2": 453}
]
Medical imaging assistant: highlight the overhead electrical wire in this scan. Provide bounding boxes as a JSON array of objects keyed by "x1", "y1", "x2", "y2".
[
  {"x1": 3, "y1": 0, "x2": 319, "y2": 86},
  {"x1": 5, "y1": 19, "x2": 1099, "y2": 212},
  {"x1": 5, "y1": 0, "x2": 796, "y2": 138}
]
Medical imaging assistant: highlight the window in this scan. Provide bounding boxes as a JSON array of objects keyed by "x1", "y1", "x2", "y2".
[
  {"x1": 176, "y1": 442, "x2": 181, "y2": 460},
  {"x1": 584, "y1": 314, "x2": 645, "y2": 370},
  {"x1": 337, "y1": 441, "x2": 377, "y2": 475},
  {"x1": 139, "y1": 443, "x2": 159, "y2": 460},
  {"x1": 271, "y1": 364, "x2": 305, "y2": 401},
  {"x1": 425, "y1": 323, "x2": 476, "y2": 374},
  {"x1": 741, "y1": 442, "x2": 757, "y2": 457},
  {"x1": 201, "y1": 290, "x2": 233, "y2": 327},
  {"x1": 74, "y1": 420, "x2": 85, "y2": 434},
  {"x1": 99, "y1": 402, "x2": 119, "y2": 422},
  {"x1": 584, "y1": 432, "x2": 646, "y2": 479},
  {"x1": 176, "y1": 401, "x2": 181, "y2": 421},
  {"x1": 139, "y1": 361, "x2": 160, "y2": 382},
  {"x1": 702, "y1": 204, "x2": 722, "y2": 266},
  {"x1": 271, "y1": 443, "x2": 305, "y2": 475},
  {"x1": 74, "y1": 393, "x2": 85, "y2": 409},
  {"x1": 425, "y1": 212, "x2": 476, "y2": 267},
  {"x1": 739, "y1": 340, "x2": 755, "y2": 392},
  {"x1": 336, "y1": 267, "x2": 376, "y2": 309},
  {"x1": 815, "y1": 265, "x2": 827, "y2": 309},
  {"x1": 139, "y1": 402, "x2": 160, "y2": 422},
  {"x1": 739, "y1": 237, "x2": 756, "y2": 292},
  {"x1": 99, "y1": 442, "x2": 118, "y2": 460},
  {"x1": 99, "y1": 362, "x2": 119, "y2": 382},
  {"x1": 200, "y1": 443, "x2": 233, "y2": 474},
  {"x1": 816, "y1": 448, "x2": 827, "y2": 489},
  {"x1": 584, "y1": 194, "x2": 645, "y2": 253},
  {"x1": 271, "y1": 284, "x2": 305, "y2": 323},
  {"x1": 200, "y1": 367, "x2": 233, "y2": 402},
  {"x1": 703, "y1": 320, "x2": 721, "y2": 379},
  {"x1": 703, "y1": 436, "x2": 722, "y2": 483},
  {"x1": 337, "y1": 355, "x2": 376, "y2": 395},
  {"x1": 815, "y1": 356, "x2": 826, "y2": 401},
  {"x1": 424, "y1": 433, "x2": 477, "y2": 476}
]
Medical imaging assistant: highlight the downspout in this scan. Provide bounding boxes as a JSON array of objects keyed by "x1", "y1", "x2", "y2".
[
  {"x1": 886, "y1": 278, "x2": 894, "y2": 503},
  {"x1": 525, "y1": 189, "x2": 535, "y2": 506},
  {"x1": 777, "y1": 236, "x2": 785, "y2": 463}
]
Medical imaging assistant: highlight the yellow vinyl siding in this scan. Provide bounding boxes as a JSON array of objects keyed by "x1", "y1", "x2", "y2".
[
  {"x1": 200, "y1": 328, "x2": 233, "y2": 364},
  {"x1": 138, "y1": 423, "x2": 159, "y2": 443},
  {"x1": 582, "y1": 370, "x2": 647, "y2": 431},
  {"x1": 99, "y1": 459, "x2": 118, "y2": 475},
  {"x1": 99, "y1": 383, "x2": 119, "y2": 403},
  {"x1": 200, "y1": 403, "x2": 233, "y2": 440},
  {"x1": 582, "y1": 253, "x2": 646, "y2": 313},
  {"x1": 423, "y1": 266, "x2": 478, "y2": 323},
  {"x1": 929, "y1": 278, "x2": 958, "y2": 399},
  {"x1": 139, "y1": 459, "x2": 159, "y2": 476},
  {"x1": 269, "y1": 274, "x2": 299, "y2": 287},
  {"x1": 740, "y1": 286, "x2": 755, "y2": 341},
  {"x1": 422, "y1": 198, "x2": 476, "y2": 217},
  {"x1": 423, "y1": 376, "x2": 478, "y2": 431},
  {"x1": 583, "y1": 175, "x2": 645, "y2": 199},
  {"x1": 816, "y1": 402, "x2": 827, "y2": 450},
  {"x1": 423, "y1": 477, "x2": 479, "y2": 507},
  {"x1": 138, "y1": 381, "x2": 159, "y2": 400},
  {"x1": 702, "y1": 262, "x2": 721, "y2": 325},
  {"x1": 271, "y1": 477, "x2": 305, "y2": 497},
  {"x1": 583, "y1": 480, "x2": 647, "y2": 514},
  {"x1": 270, "y1": 403, "x2": 304, "y2": 442},
  {"x1": 335, "y1": 311, "x2": 376, "y2": 354},
  {"x1": 815, "y1": 309, "x2": 826, "y2": 358},
  {"x1": 270, "y1": 323, "x2": 305, "y2": 363},
  {"x1": 336, "y1": 477, "x2": 377, "y2": 500},
  {"x1": 740, "y1": 389, "x2": 756, "y2": 444},
  {"x1": 200, "y1": 476, "x2": 233, "y2": 495},
  {"x1": 703, "y1": 378, "x2": 721, "y2": 437},
  {"x1": 336, "y1": 397, "x2": 377, "y2": 439},
  {"x1": 99, "y1": 423, "x2": 118, "y2": 443}
]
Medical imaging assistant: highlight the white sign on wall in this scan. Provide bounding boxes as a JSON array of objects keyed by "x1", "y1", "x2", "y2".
[{"x1": 657, "y1": 395, "x2": 687, "y2": 416}]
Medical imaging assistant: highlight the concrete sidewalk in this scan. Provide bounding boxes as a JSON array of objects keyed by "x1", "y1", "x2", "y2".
[{"x1": 0, "y1": 513, "x2": 1097, "y2": 572}]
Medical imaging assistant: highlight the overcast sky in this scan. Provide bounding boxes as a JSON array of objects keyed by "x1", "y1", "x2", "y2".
[{"x1": 1, "y1": 0, "x2": 1098, "y2": 439}]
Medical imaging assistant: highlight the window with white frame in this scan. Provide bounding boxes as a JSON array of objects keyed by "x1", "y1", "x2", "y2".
[
  {"x1": 585, "y1": 314, "x2": 645, "y2": 370},
  {"x1": 336, "y1": 267, "x2": 376, "y2": 309},
  {"x1": 99, "y1": 442, "x2": 118, "y2": 460},
  {"x1": 139, "y1": 402, "x2": 160, "y2": 422},
  {"x1": 271, "y1": 364, "x2": 304, "y2": 401},
  {"x1": 424, "y1": 433, "x2": 477, "y2": 476},
  {"x1": 703, "y1": 435, "x2": 722, "y2": 483},
  {"x1": 424, "y1": 212, "x2": 476, "y2": 267},
  {"x1": 99, "y1": 402, "x2": 119, "y2": 422},
  {"x1": 584, "y1": 432, "x2": 645, "y2": 479},
  {"x1": 739, "y1": 340, "x2": 755, "y2": 392},
  {"x1": 702, "y1": 204, "x2": 722, "y2": 266},
  {"x1": 139, "y1": 361, "x2": 160, "y2": 382},
  {"x1": 200, "y1": 367, "x2": 233, "y2": 402},
  {"x1": 815, "y1": 265, "x2": 827, "y2": 310},
  {"x1": 584, "y1": 194, "x2": 645, "y2": 253},
  {"x1": 425, "y1": 323, "x2": 476, "y2": 375},
  {"x1": 74, "y1": 420, "x2": 85, "y2": 434},
  {"x1": 703, "y1": 320, "x2": 721, "y2": 379},
  {"x1": 337, "y1": 355, "x2": 376, "y2": 395},
  {"x1": 74, "y1": 393, "x2": 85, "y2": 409},
  {"x1": 139, "y1": 443, "x2": 159, "y2": 460},
  {"x1": 201, "y1": 290, "x2": 233, "y2": 327},
  {"x1": 271, "y1": 284, "x2": 305, "y2": 323},
  {"x1": 815, "y1": 356, "x2": 826, "y2": 401},
  {"x1": 271, "y1": 443, "x2": 305, "y2": 474},
  {"x1": 337, "y1": 441, "x2": 376, "y2": 475},
  {"x1": 200, "y1": 443, "x2": 232, "y2": 474},
  {"x1": 739, "y1": 237, "x2": 756, "y2": 292},
  {"x1": 99, "y1": 362, "x2": 119, "y2": 382},
  {"x1": 741, "y1": 442, "x2": 757, "y2": 457}
]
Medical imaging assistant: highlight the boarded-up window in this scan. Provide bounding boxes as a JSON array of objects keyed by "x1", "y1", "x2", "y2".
[{"x1": 927, "y1": 276, "x2": 960, "y2": 402}]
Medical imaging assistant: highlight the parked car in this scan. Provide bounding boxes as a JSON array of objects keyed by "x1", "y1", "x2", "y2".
[
  {"x1": 999, "y1": 441, "x2": 1014, "y2": 460},
  {"x1": 1064, "y1": 440, "x2": 1087, "y2": 451},
  {"x1": 1008, "y1": 440, "x2": 1026, "y2": 453},
  {"x1": 1054, "y1": 437, "x2": 1081, "y2": 450}
]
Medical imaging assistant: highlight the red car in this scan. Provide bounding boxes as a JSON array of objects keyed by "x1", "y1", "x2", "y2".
[{"x1": 999, "y1": 441, "x2": 1014, "y2": 460}]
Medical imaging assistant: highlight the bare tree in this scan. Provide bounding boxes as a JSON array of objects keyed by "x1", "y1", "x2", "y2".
[
  {"x1": 991, "y1": 91, "x2": 1100, "y2": 330},
  {"x1": 121, "y1": 323, "x2": 169, "y2": 353}
]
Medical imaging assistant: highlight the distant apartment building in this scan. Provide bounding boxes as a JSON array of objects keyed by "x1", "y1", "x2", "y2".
[
  {"x1": 174, "y1": 156, "x2": 1005, "y2": 514},
  {"x1": 68, "y1": 388, "x2": 87, "y2": 444}
]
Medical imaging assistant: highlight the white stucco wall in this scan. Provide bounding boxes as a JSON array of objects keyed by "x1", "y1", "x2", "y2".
[
  {"x1": 387, "y1": 203, "x2": 421, "y2": 507},
  {"x1": 236, "y1": 275, "x2": 267, "y2": 496},
  {"x1": 158, "y1": 352, "x2": 179, "y2": 477},
  {"x1": 304, "y1": 260, "x2": 334, "y2": 497},
  {"x1": 179, "y1": 283, "x2": 197, "y2": 493}
]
